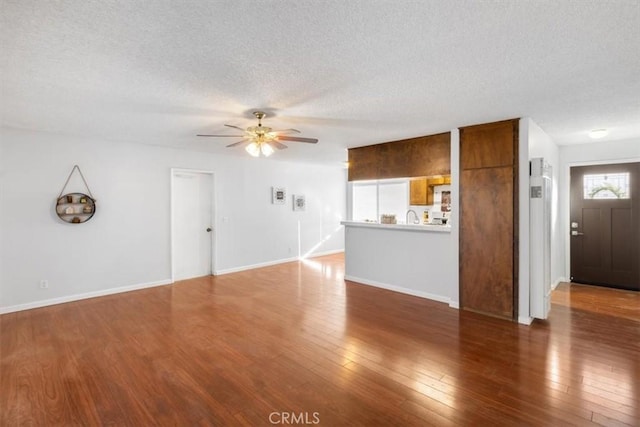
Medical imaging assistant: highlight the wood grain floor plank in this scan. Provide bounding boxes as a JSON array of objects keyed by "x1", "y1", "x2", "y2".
[{"x1": 1, "y1": 255, "x2": 638, "y2": 425}]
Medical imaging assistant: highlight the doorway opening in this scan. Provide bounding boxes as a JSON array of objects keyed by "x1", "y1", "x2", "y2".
[
  {"x1": 569, "y1": 162, "x2": 639, "y2": 291},
  {"x1": 171, "y1": 169, "x2": 215, "y2": 281}
]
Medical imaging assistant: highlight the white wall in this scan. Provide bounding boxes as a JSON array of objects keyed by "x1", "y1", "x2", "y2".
[
  {"x1": 560, "y1": 138, "x2": 640, "y2": 164},
  {"x1": 344, "y1": 226, "x2": 456, "y2": 305},
  {"x1": 518, "y1": 118, "x2": 562, "y2": 323},
  {"x1": 559, "y1": 138, "x2": 640, "y2": 282},
  {"x1": 0, "y1": 139, "x2": 3, "y2": 308},
  {"x1": 449, "y1": 129, "x2": 460, "y2": 306},
  {"x1": 0, "y1": 128, "x2": 346, "y2": 312}
]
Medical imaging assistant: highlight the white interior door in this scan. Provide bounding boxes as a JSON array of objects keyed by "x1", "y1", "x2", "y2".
[{"x1": 172, "y1": 171, "x2": 213, "y2": 280}]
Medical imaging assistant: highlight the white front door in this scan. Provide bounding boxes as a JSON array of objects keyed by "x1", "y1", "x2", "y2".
[{"x1": 172, "y1": 170, "x2": 213, "y2": 280}]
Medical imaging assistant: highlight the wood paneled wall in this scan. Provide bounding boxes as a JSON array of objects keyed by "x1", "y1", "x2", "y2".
[
  {"x1": 348, "y1": 132, "x2": 450, "y2": 181},
  {"x1": 459, "y1": 119, "x2": 519, "y2": 320}
]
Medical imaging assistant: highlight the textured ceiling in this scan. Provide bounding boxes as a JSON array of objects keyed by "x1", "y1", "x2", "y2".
[{"x1": 1, "y1": 0, "x2": 639, "y2": 164}]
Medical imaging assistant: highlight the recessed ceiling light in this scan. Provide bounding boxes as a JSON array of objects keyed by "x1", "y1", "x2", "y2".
[{"x1": 588, "y1": 129, "x2": 608, "y2": 139}]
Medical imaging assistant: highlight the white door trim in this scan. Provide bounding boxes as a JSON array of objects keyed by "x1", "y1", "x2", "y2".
[{"x1": 170, "y1": 168, "x2": 216, "y2": 282}]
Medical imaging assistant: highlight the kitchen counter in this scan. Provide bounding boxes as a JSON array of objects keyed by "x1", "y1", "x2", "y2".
[
  {"x1": 340, "y1": 221, "x2": 451, "y2": 233},
  {"x1": 342, "y1": 219, "x2": 458, "y2": 308}
]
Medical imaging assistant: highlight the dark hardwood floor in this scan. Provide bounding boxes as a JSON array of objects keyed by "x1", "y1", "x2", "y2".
[{"x1": 1, "y1": 254, "x2": 638, "y2": 426}]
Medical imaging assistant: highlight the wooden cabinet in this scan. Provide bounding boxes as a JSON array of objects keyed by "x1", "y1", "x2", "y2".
[
  {"x1": 348, "y1": 145, "x2": 379, "y2": 181},
  {"x1": 459, "y1": 119, "x2": 518, "y2": 321},
  {"x1": 409, "y1": 175, "x2": 451, "y2": 206},
  {"x1": 409, "y1": 133, "x2": 451, "y2": 177},
  {"x1": 348, "y1": 132, "x2": 451, "y2": 181},
  {"x1": 409, "y1": 179, "x2": 428, "y2": 205},
  {"x1": 460, "y1": 120, "x2": 515, "y2": 170},
  {"x1": 378, "y1": 141, "x2": 409, "y2": 179},
  {"x1": 460, "y1": 167, "x2": 514, "y2": 317}
]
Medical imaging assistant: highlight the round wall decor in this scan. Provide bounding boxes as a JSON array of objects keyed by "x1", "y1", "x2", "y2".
[
  {"x1": 56, "y1": 165, "x2": 96, "y2": 224},
  {"x1": 56, "y1": 192, "x2": 96, "y2": 223}
]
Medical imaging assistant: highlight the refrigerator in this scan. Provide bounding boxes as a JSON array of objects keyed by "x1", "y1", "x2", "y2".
[{"x1": 530, "y1": 157, "x2": 552, "y2": 319}]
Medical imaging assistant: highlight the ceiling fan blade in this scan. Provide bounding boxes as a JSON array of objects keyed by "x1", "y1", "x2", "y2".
[
  {"x1": 197, "y1": 134, "x2": 245, "y2": 137},
  {"x1": 272, "y1": 128, "x2": 301, "y2": 134},
  {"x1": 277, "y1": 135, "x2": 319, "y2": 144},
  {"x1": 270, "y1": 141, "x2": 288, "y2": 150},
  {"x1": 224, "y1": 124, "x2": 247, "y2": 132},
  {"x1": 226, "y1": 139, "x2": 249, "y2": 148}
]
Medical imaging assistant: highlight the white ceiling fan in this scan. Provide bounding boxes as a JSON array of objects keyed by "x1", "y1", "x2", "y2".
[{"x1": 197, "y1": 111, "x2": 319, "y2": 157}]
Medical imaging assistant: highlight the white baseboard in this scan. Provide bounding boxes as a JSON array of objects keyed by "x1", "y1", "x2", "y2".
[
  {"x1": 214, "y1": 249, "x2": 345, "y2": 276},
  {"x1": 344, "y1": 275, "x2": 452, "y2": 306},
  {"x1": 552, "y1": 277, "x2": 565, "y2": 290},
  {"x1": 1, "y1": 251, "x2": 345, "y2": 314},
  {"x1": 448, "y1": 301, "x2": 460, "y2": 309},
  {"x1": 518, "y1": 316, "x2": 534, "y2": 325},
  {"x1": 303, "y1": 249, "x2": 344, "y2": 259},
  {"x1": 214, "y1": 256, "x2": 299, "y2": 275},
  {"x1": 0, "y1": 279, "x2": 172, "y2": 315}
]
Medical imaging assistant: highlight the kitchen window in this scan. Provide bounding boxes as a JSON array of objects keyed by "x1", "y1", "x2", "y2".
[{"x1": 351, "y1": 179, "x2": 408, "y2": 222}]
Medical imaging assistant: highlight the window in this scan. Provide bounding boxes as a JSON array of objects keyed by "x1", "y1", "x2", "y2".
[
  {"x1": 583, "y1": 173, "x2": 630, "y2": 199},
  {"x1": 379, "y1": 181, "x2": 408, "y2": 220},
  {"x1": 352, "y1": 181, "x2": 377, "y2": 222},
  {"x1": 351, "y1": 179, "x2": 408, "y2": 222}
]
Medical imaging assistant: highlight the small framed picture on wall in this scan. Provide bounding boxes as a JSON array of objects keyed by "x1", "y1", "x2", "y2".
[
  {"x1": 293, "y1": 194, "x2": 306, "y2": 211},
  {"x1": 441, "y1": 191, "x2": 451, "y2": 212},
  {"x1": 272, "y1": 187, "x2": 286, "y2": 204}
]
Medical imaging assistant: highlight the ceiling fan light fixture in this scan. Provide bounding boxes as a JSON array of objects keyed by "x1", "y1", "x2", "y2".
[
  {"x1": 198, "y1": 109, "x2": 318, "y2": 156},
  {"x1": 245, "y1": 141, "x2": 274, "y2": 157},
  {"x1": 246, "y1": 142, "x2": 260, "y2": 157},
  {"x1": 261, "y1": 142, "x2": 274, "y2": 157}
]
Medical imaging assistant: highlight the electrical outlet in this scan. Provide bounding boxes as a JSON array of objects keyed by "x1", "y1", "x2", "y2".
[{"x1": 39, "y1": 280, "x2": 49, "y2": 289}]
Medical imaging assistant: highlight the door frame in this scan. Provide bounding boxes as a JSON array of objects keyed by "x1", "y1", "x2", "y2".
[
  {"x1": 563, "y1": 158, "x2": 640, "y2": 283},
  {"x1": 170, "y1": 168, "x2": 216, "y2": 282}
]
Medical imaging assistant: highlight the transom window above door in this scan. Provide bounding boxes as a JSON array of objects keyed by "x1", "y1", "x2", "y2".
[{"x1": 583, "y1": 172, "x2": 630, "y2": 199}]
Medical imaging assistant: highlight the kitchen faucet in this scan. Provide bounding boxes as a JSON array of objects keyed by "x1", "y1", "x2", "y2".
[{"x1": 406, "y1": 209, "x2": 419, "y2": 225}]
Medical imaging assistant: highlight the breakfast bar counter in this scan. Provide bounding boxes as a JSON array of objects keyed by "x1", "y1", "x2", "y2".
[
  {"x1": 340, "y1": 221, "x2": 451, "y2": 233},
  {"x1": 341, "y1": 221, "x2": 458, "y2": 307}
]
